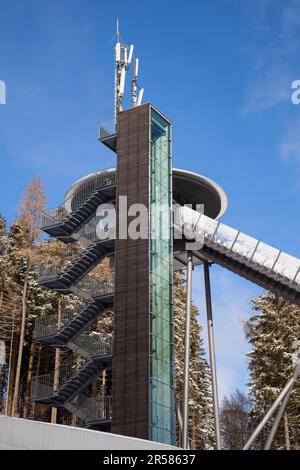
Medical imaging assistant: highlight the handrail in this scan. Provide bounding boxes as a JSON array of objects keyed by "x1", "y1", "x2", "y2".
[
  {"x1": 69, "y1": 333, "x2": 112, "y2": 359},
  {"x1": 40, "y1": 168, "x2": 116, "y2": 227},
  {"x1": 175, "y1": 205, "x2": 300, "y2": 288},
  {"x1": 66, "y1": 392, "x2": 112, "y2": 423},
  {"x1": 34, "y1": 309, "x2": 74, "y2": 339},
  {"x1": 73, "y1": 215, "x2": 116, "y2": 249},
  {"x1": 99, "y1": 119, "x2": 117, "y2": 140},
  {"x1": 70, "y1": 272, "x2": 114, "y2": 300},
  {"x1": 31, "y1": 335, "x2": 112, "y2": 400}
]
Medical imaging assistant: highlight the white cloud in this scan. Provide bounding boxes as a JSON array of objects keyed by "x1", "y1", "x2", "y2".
[
  {"x1": 242, "y1": 0, "x2": 300, "y2": 114},
  {"x1": 242, "y1": 64, "x2": 291, "y2": 114},
  {"x1": 280, "y1": 116, "x2": 300, "y2": 167},
  {"x1": 192, "y1": 265, "x2": 262, "y2": 400}
]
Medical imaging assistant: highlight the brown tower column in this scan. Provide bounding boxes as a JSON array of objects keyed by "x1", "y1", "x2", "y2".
[{"x1": 112, "y1": 104, "x2": 151, "y2": 439}]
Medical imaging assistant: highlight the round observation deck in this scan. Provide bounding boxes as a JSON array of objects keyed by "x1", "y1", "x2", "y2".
[{"x1": 64, "y1": 167, "x2": 227, "y2": 220}]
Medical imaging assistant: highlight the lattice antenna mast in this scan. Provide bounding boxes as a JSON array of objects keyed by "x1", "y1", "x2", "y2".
[{"x1": 114, "y1": 20, "x2": 144, "y2": 119}]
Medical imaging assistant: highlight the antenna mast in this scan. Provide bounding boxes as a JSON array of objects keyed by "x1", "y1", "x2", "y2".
[{"x1": 114, "y1": 20, "x2": 144, "y2": 120}]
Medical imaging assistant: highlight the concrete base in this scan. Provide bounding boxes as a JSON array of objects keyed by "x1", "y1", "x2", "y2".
[{"x1": 0, "y1": 416, "x2": 177, "y2": 450}]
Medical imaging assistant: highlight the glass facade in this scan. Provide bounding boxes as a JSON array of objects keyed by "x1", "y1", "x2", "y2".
[{"x1": 149, "y1": 107, "x2": 174, "y2": 445}]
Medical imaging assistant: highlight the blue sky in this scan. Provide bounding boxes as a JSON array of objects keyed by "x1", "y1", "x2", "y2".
[{"x1": 0, "y1": 0, "x2": 300, "y2": 400}]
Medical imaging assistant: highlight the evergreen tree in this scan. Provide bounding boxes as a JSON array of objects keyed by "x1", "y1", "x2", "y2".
[
  {"x1": 6, "y1": 178, "x2": 46, "y2": 415},
  {"x1": 246, "y1": 293, "x2": 300, "y2": 449}
]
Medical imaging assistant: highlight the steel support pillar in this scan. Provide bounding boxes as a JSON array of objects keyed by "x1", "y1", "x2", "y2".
[
  {"x1": 204, "y1": 262, "x2": 221, "y2": 450},
  {"x1": 264, "y1": 386, "x2": 292, "y2": 450},
  {"x1": 243, "y1": 359, "x2": 300, "y2": 450}
]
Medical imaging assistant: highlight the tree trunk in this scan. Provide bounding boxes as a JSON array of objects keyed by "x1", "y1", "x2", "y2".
[
  {"x1": 0, "y1": 291, "x2": 4, "y2": 411},
  {"x1": 31, "y1": 344, "x2": 42, "y2": 420},
  {"x1": 71, "y1": 354, "x2": 81, "y2": 426},
  {"x1": 284, "y1": 412, "x2": 291, "y2": 450},
  {"x1": 22, "y1": 339, "x2": 35, "y2": 418},
  {"x1": 11, "y1": 267, "x2": 29, "y2": 416},
  {"x1": 51, "y1": 298, "x2": 62, "y2": 423},
  {"x1": 5, "y1": 310, "x2": 16, "y2": 416},
  {"x1": 191, "y1": 411, "x2": 196, "y2": 449}
]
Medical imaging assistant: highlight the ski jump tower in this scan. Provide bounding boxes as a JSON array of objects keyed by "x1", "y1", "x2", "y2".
[{"x1": 31, "y1": 29, "x2": 300, "y2": 448}]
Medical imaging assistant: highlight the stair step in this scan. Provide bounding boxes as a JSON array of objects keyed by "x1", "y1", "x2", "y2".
[
  {"x1": 66, "y1": 219, "x2": 78, "y2": 226},
  {"x1": 76, "y1": 259, "x2": 92, "y2": 266},
  {"x1": 85, "y1": 201, "x2": 96, "y2": 209},
  {"x1": 79, "y1": 207, "x2": 90, "y2": 215},
  {"x1": 72, "y1": 318, "x2": 85, "y2": 324},
  {"x1": 71, "y1": 214, "x2": 85, "y2": 223}
]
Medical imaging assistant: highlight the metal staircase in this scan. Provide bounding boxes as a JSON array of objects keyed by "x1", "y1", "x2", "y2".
[
  {"x1": 34, "y1": 280, "x2": 113, "y2": 347},
  {"x1": 176, "y1": 205, "x2": 300, "y2": 305},
  {"x1": 38, "y1": 239, "x2": 114, "y2": 293},
  {"x1": 31, "y1": 173, "x2": 115, "y2": 429},
  {"x1": 40, "y1": 169, "x2": 116, "y2": 242},
  {"x1": 31, "y1": 336, "x2": 112, "y2": 407}
]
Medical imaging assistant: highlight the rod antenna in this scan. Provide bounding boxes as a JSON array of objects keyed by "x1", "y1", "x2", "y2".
[{"x1": 113, "y1": 21, "x2": 145, "y2": 120}]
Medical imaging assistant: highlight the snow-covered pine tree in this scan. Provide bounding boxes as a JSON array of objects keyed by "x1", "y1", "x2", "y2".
[
  {"x1": 173, "y1": 270, "x2": 215, "y2": 449},
  {"x1": 0, "y1": 213, "x2": 10, "y2": 411},
  {"x1": 246, "y1": 293, "x2": 300, "y2": 449},
  {"x1": 0, "y1": 215, "x2": 23, "y2": 414}
]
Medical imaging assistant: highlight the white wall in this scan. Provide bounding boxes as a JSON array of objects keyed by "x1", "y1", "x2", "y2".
[{"x1": 0, "y1": 416, "x2": 177, "y2": 450}]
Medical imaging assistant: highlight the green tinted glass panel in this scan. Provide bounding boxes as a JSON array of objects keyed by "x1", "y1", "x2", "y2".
[{"x1": 149, "y1": 107, "x2": 174, "y2": 445}]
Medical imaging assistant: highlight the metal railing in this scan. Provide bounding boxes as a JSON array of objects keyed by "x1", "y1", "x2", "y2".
[
  {"x1": 30, "y1": 374, "x2": 54, "y2": 401},
  {"x1": 36, "y1": 244, "x2": 83, "y2": 282},
  {"x1": 34, "y1": 309, "x2": 74, "y2": 339},
  {"x1": 73, "y1": 215, "x2": 116, "y2": 249},
  {"x1": 35, "y1": 314, "x2": 112, "y2": 357},
  {"x1": 175, "y1": 205, "x2": 300, "y2": 289},
  {"x1": 36, "y1": 263, "x2": 60, "y2": 282},
  {"x1": 99, "y1": 119, "x2": 117, "y2": 141},
  {"x1": 66, "y1": 393, "x2": 112, "y2": 423},
  {"x1": 40, "y1": 168, "x2": 116, "y2": 228},
  {"x1": 70, "y1": 272, "x2": 114, "y2": 300},
  {"x1": 69, "y1": 333, "x2": 112, "y2": 359},
  {"x1": 31, "y1": 335, "x2": 112, "y2": 400},
  {"x1": 31, "y1": 353, "x2": 77, "y2": 400}
]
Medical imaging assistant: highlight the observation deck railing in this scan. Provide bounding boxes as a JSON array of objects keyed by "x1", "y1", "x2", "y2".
[{"x1": 99, "y1": 119, "x2": 117, "y2": 141}]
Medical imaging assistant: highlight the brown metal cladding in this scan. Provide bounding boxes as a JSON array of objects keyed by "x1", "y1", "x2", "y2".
[{"x1": 112, "y1": 104, "x2": 151, "y2": 439}]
